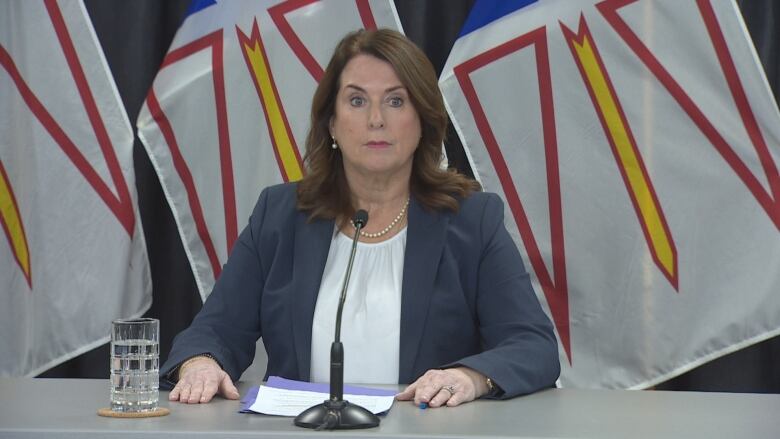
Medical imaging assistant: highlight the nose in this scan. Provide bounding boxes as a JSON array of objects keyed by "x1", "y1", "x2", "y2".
[{"x1": 368, "y1": 103, "x2": 385, "y2": 129}]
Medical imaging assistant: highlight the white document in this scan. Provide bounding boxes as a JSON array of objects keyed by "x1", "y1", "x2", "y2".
[{"x1": 248, "y1": 386, "x2": 395, "y2": 416}]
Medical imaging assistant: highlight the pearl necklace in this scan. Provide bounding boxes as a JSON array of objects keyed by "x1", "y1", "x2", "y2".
[{"x1": 352, "y1": 197, "x2": 410, "y2": 239}]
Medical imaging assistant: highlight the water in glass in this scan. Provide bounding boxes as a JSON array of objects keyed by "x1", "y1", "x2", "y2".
[{"x1": 111, "y1": 338, "x2": 159, "y2": 411}]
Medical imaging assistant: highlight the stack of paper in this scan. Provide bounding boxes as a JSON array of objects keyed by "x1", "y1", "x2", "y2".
[{"x1": 241, "y1": 376, "x2": 396, "y2": 416}]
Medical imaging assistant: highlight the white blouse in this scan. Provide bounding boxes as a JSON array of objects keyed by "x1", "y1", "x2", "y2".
[{"x1": 309, "y1": 227, "x2": 407, "y2": 384}]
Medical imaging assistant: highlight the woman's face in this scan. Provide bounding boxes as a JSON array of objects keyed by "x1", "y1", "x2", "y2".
[{"x1": 330, "y1": 54, "x2": 422, "y2": 182}]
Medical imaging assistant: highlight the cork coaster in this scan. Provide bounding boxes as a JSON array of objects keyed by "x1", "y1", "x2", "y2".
[{"x1": 97, "y1": 407, "x2": 170, "y2": 418}]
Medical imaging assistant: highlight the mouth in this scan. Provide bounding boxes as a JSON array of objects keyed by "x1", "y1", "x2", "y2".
[{"x1": 365, "y1": 140, "x2": 391, "y2": 148}]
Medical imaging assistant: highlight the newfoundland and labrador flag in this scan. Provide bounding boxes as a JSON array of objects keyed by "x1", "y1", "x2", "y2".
[
  {"x1": 137, "y1": 0, "x2": 402, "y2": 300},
  {"x1": 0, "y1": 1, "x2": 151, "y2": 376},
  {"x1": 441, "y1": 0, "x2": 780, "y2": 388}
]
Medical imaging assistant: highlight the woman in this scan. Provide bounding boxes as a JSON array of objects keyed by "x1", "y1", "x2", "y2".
[{"x1": 161, "y1": 28, "x2": 560, "y2": 409}]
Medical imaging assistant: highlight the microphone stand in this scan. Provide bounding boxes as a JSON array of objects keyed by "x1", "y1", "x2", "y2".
[{"x1": 294, "y1": 211, "x2": 380, "y2": 430}]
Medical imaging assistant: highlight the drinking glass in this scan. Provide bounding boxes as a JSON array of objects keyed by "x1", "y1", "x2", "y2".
[{"x1": 110, "y1": 318, "x2": 159, "y2": 412}]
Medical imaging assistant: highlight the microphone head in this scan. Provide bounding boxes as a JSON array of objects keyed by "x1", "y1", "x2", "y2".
[{"x1": 353, "y1": 210, "x2": 369, "y2": 228}]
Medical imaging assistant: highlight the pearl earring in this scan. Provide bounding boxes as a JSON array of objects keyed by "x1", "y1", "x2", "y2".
[{"x1": 331, "y1": 137, "x2": 338, "y2": 150}]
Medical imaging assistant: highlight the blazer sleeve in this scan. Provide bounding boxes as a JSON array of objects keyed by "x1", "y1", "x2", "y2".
[
  {"x1": 453, "y1": 193, "x2": 561, "y2": 398},
  {"x1": 159, "y1": 188, "x2": 270, "y2": 388}
]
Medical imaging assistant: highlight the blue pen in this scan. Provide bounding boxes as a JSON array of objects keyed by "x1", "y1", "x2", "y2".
[{"x1": 419, "y1": 402, "x2": 428, "y2": 409}]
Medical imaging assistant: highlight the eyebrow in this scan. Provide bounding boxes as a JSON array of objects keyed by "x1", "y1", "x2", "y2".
[{"x1": 344, "y1": 84, "x2": 406, "y2": 94}]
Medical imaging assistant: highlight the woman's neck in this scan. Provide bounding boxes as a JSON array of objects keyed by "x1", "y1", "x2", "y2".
[
  {"x1": 344, "y1": 167, "x2": 411, "y2": 211},
  {"x1": 343, "y1": 171, "x2": 411, "y2": 241}
]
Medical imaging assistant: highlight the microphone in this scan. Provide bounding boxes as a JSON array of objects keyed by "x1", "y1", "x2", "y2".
[{"x1": 294, "y1": 210, "x2": 380, "y2": 430}]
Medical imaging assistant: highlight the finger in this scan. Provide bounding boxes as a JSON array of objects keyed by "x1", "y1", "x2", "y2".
[
  {"x1": 395, "y1": 382, "x2": 417, "y2": 400},
  {"x1": 414, "y1": 379, "x2": 446, "y2": 405},
  {"x1": 446, "y1": 391, "x2": 466, "y2": 407},
  {"x1": 187, "y1": 379, "x2": 204, "y2": 403},
  {"x1": 200, "y1": 375, "x2": 220, "y2": 403},
  {"x1": 178, "y1": 382, "x2": 191, "y2": 403},
  {"x1": 219, "y1": 373, "x2": 240, "y2": 400},
  {"x1": 414, "y1": 385, "x2": 436, "y2": 406},
  {"x1": 169, "y1": 383, "x2": 182, "y2": 401},
  {"x1": 428, "y1": 388, "x2": 453, "y2": 408}
]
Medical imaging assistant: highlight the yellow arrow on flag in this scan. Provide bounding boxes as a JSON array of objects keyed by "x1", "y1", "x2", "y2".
[
  {"x1": 563, "y1": 17, "x2": 678, "y2": 288},
  {"x1": 238, "y1": 20, "x2": 304, "y2": 182},
  {"x1": 0, "y1": 160, "x2": 31, "y2": 288}
]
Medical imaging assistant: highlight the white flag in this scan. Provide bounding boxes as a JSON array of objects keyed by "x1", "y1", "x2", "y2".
[
  {"x1": 440, "y1": 0, "x2": 780, "y2": 388},
  {"x1": 137, "y1": 0, "x2": 403, "y2": 300},
  {"x1": 0, "y1": 0, "x2": 151, "y2": 376}
]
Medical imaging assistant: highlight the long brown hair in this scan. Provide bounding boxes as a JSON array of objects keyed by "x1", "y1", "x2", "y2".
[{"x1": 296, "y1": 29, "x2": 480, "y2": 221}]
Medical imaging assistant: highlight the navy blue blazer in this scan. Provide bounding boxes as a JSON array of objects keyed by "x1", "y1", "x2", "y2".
[{"x1": 161, "y1": 183, "x2": 560, "y2": 398}]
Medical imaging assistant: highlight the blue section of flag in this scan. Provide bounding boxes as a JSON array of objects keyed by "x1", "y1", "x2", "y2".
[
  {"x1": 185, "y1": 0, "x2": 217, "y2": 18},
  {"x1": 459, "y1": 0, "x2": 539, "y2": 37}
]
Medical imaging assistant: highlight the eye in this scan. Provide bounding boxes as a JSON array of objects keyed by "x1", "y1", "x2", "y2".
[
  {"x1": 349, "y1": 96, "x2": 365, "y2": 107},
  {"x1": 387, "y1": 96, "x2": 403, "y2": 107}
]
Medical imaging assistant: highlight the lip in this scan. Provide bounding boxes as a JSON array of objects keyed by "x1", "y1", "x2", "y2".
[{"x1": 365, "y1": 141, "x2": 391, "y2": 148}]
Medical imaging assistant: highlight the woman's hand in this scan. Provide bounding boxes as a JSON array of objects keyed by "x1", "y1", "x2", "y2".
[
  {"x1": 395, "y1": 366, "x2": 489, "y2": 408},
  {"x1": 169, "y1": 356, "x2": 240, "y2": 404}
]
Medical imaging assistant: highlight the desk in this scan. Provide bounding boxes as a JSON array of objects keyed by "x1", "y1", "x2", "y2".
[{"x1": 0, "y1": 378, "x2": 778, "y2": 438}]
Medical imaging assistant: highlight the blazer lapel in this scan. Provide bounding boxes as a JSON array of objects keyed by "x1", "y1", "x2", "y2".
[
  {"x1": 291, "y1": 213, "x2": 333, "y2": 381},
  {"x1": 399, "y1": 197, "x2": 449, "y2": 383}
]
